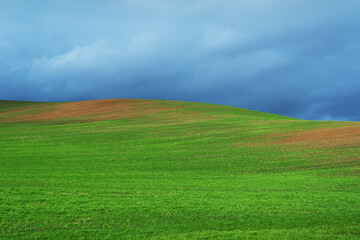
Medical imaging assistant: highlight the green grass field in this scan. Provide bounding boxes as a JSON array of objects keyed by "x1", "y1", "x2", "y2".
[{"x1": 1, "y1": 99, "x2": 360, "y2": 239}]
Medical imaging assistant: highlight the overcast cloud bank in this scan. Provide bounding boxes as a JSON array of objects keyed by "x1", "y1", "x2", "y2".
[{"x1": 1, "y1": 0, "x2": 360, "y2": 120}]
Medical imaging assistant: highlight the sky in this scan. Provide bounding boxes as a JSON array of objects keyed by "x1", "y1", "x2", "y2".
[{"x1": 1, "y1": 0, "x2": 360, "y2": 120}]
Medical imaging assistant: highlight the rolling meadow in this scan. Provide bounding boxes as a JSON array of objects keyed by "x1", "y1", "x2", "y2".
[{"x1": 1, "y1": 99, "x2": 360, "y2": 239}]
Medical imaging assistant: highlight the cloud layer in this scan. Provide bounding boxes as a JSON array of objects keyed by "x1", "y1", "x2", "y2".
[{"x1": 1, "y1": 0, "x2": 360, "y2": 120}]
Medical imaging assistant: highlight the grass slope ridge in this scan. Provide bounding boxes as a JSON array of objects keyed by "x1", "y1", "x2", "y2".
[
  {"x1": 0, "y1": 99, "x2": 294, "y2": 123},
  {"x1": 1, "y1": 99, "x2": 359, "y2": 239}
]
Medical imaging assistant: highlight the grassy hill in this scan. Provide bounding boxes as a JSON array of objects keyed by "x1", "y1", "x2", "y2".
[{"x1": 1, "y1": 99, "x2": 359, "y2": 239}]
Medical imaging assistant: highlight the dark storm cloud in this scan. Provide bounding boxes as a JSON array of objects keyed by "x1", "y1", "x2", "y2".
[{"x1": 1, "y1": 0, "x2": 360, "y2": 120}]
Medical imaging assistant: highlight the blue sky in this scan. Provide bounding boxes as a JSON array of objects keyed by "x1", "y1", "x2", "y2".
[{"x1": 1, "y1": 0, "x2": 360, "y2": 120}]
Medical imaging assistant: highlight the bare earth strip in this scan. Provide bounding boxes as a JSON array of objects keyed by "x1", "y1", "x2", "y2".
[
  {"x1": 269, "y1": 124, "x2": 360, "y2": 149},
  {"x1": 0, "y1": 99, "x2": 183, "y2": 123}
]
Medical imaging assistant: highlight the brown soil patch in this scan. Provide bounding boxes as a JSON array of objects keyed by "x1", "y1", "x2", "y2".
[
  {"x1": 0, "y1": 99, "x2": 219, "y2": 123},
  {"x1": 24, "y1": 99, "x2": 154, "y2": 121},
  {"x1": 268, "y1": 124, "x2": 360, "y2": 149},
  {"x1": 0, "y1": 99, "x2": 163, "y2": 122}
]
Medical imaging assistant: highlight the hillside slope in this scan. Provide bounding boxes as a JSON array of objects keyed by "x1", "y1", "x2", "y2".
[
  {"x1": 1, "y1": 99, "x2": 360, "y2": 239},
  {"x1": 0, "y1": 99, "x2": 293, "y2": 123}
]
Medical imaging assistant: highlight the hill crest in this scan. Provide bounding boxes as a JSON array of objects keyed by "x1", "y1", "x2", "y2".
[{"x1": 0, "y1": 99, "x2": 294, "y2": 124}]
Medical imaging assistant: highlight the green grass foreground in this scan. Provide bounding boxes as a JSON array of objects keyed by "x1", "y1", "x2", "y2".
[{"x1": 1, "y1": 99, "x2": 360, "y2": 239}]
